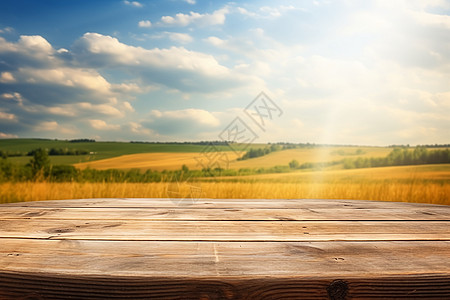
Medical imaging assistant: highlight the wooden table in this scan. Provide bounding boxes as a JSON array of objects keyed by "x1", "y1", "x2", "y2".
[{"x1": 0, "y1": 198, "x2": 449, "y2": 299}]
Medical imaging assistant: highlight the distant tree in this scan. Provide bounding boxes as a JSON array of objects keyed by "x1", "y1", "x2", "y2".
[
  {"x1": 29, "y1": 148, "x2": 51, "y2": 179},
  {"x1": 355, "y1": 149, "x2": 365, "y2": 155},
  {"x1": 0, "y1": 157, "x2": 12, "y2": 181},
  {"x1": 50, "y1": 165, "x2": 77, "y2": 182},
  {"x1": 289, "y1": 159, "x2": 300, "y2": 169}
]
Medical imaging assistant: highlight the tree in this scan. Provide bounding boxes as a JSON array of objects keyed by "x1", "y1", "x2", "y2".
[
  {"x1": 0, "y1": 157, "x2": 12, "y2": 181},
  {"x1": 29, "y1": 148, "x2": 51, "y2": 179},
  {"x1": 50, "y1": 165, "x2": 77, "y2": 182},
  {"x1": 289, "y1": 159, "x2": 300, "y2": 169}
]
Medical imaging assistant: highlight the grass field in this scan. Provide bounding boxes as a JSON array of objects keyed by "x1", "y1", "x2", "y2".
[
  {"x1": 0, "y1": 139, "x2": 256, "y2": 165},
  {"x1": 1, "y1": 165, "x2": 448, "y2": 205}
]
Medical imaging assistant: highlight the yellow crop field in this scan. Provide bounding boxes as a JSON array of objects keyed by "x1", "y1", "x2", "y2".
[
  {"x1": 74, "y1": 152, "x2": 243, "y2": 171},
  {"x1": 72, "y1": 147, "x2": 391, "y2": 172},
  {"x1": 216, "y1": 164, "x2": 450, "y2": 183},
  {"x1": 72, "y1": 146, "x2": 438, "y2": 172},
  {"x1": 1, "y1": 165, "x2": 448, "y2": 205},
  {"x1": 229, "y1": 146, "x2": 391, "y2": 169}
]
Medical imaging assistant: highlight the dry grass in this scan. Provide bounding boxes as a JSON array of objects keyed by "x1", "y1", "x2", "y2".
[
  {"x1": 1, "y1": 164, "x2": 448, "y2": 205},
  {"x1": 221, "y1": 164, "x2": 450, "y2": 183},
  {"x1": 229, "y1": 146, "x2": 391, "y2": 169},
  {"x1": 74, "y1": 152, "x2": 204, "y2": 171},
  {"x1": 74, "y1": 152, "x2": 243, "y2": 171},
  {"x1": 72, "y1": 147, "x2": 390, "y2": 172},
  {"x1": 1, "y1": 180, "x2": 448, "y2": 205}
]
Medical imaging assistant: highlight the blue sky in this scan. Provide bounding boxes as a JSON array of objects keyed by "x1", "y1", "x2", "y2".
[{"x1": 0, "y1": 0, "x2": 449, "y2": 145}]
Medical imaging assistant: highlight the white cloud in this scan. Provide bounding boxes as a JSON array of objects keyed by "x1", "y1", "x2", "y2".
[
  {"x1": 35, "y1": 121, "x2": 58, "y2": 131},
  {"x1": 0, "y1": 72, "x2": 15, "y2": 83},
  {"x1": 184, "y1": 0, "x2": 196, "y2": 4},
  {"x1": 146, "y1": 108, "x2": 221, "y2": 135},
  {"x1": 18, "y1": 35, "x2": 52, "y2": 52},
  {"x1": 0, "y1": 35, "x2": 133, "y2": 108},
  {"x1": 47, "y1": 106, "x2": 77, "y2": 117},
  {"x1": 167, "y1": 32, "x2": 193, "y2": 43},
  {"x1": 124, "y1": 1, "x2": 143, "y2": 8},
  {"x1": 144, "y1": 32, "x2": 194, "y2": 44},
  {"x1": 0, "y1": 27, "x2": 14, "y2": 34},
  {"x1": 76, "y1": 33, "x2": 223, "y2": 73},
  {"x1": 16, "y1": 67, "x2": 112, "y2": 95},
  {"x1": 74, "y1": 32, "x2": 251, "y2": 93},
  {"x1": 150, "y1": 109, "x2": 220, "y2": 127},
  {"x1": 129, "y1": 121, "x2": 155, "y2": 136},
  {"x1": 205, "y1": 36, "x2": 225, "y2": 47},
  {"x1": 0, "y1": 35, "x2": 57, "y2": 68},
  {"x1": 78, "y1": 102, "x2": 124, "y2": 117},
  {"x1": 259, "y1": 6, "x2": 282, "y2": 18},
  {"x1": 0, "y1": 111, "x2": 17, "y2": 121},
  {"x1": 159, "y1": 7, "x2": 229, "y2": 27},
  {"x1": 1, "y1": 92, "x2": 24, "y2": 106},
  {"x1": 138, "y1": 20, "x2": 152, "y2": 28},
  {"x1": 122, "y1": 101, "x2": 134, "y2": 112},
  {"x1": 89, "y1": 119, "x2": 120, "y2": 130},
  {"x1": 0, "y1": 34, "x2": 141, "y2": 137},
  {"x1": 236, "y1": 7, "x2": 257, "y2": 17},
  {"x1": 111, "y1": 82, "x2": 144, "y2": 93},
  {"x1": 236, "y1": 5, "x2": 298, "y2": 19},
  {"x1": 0, "y1": 132, "x2": 18, "y2": 139},
  {"x1": 409, "y1": 10, "x2": 450, "y2": 29},
  {"x1": 33, "y1": 121, "x2": 78, "y2": 134}
]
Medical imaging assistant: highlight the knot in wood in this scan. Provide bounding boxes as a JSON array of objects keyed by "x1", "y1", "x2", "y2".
[{"x1": 327, "y1": 279, "x2": 348, "y2": 300}]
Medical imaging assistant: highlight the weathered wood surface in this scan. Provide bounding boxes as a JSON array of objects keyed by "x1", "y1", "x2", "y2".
[{"x1": 1, "y1": 198, "x2": 450, "y2": 299}]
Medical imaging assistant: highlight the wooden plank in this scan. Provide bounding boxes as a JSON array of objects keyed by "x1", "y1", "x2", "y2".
[
  {"x1": 1, "y1": 206, "x2": 449, "y2": 221},
  {"x1": 1, "y1": 271, "x2": 448, "y2": 299},
  {"x1": 0, "y1": 219, "x2": 449, "y2": 241},
  {"x1": 1, "y1": 239, "x2": 450, "y2": 299},
  {"x1": 1, "y1": 199, "x2": 450, "y2": 299},
  {"x1": 1, "y1": 239, "x2": 449, "y2": 277},
  {"x1": 2, "y1": 198, "x2": 447, "y2": 209}
]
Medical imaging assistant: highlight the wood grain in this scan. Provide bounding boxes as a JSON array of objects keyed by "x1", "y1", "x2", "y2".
[
  {"x1": 0, "y1": 219, "x2": 449, "y2": 241},
  {"x1": 0, "y1": 198, "x2": 449, "y2": 299},
  {"x1": 3, "y1": 197, "x2": 448, "y2": 209},
  {"x1": 1, "y1": 206, "x2": 449, "y2": 221},
  {"x1": 1, "y1": 239, "x2": 450, "y2": 277}
]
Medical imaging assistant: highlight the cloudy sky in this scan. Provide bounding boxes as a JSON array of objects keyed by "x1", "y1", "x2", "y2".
[{"x1": 0, "y1": 0, "x2": 449, "y2": 145}]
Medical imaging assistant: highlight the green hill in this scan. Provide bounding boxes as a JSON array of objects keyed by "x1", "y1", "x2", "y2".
[{"x1": 0, "y1": 139, "x2": 261, "y2": 165}]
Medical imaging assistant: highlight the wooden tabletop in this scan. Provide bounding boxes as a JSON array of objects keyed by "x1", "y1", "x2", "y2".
[{"x1": 0, "y1": 198, "x2": 449, "y2": 299}]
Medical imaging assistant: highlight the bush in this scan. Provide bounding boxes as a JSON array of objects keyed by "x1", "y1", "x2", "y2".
[
  {"x1": 29, "y1": 148, "x2": 51, "y2": 179},
  {"x1": 289, "y1": 159, "x2": 300, "y2": 169}
]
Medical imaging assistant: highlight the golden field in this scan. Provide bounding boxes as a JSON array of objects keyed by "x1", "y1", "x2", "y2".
[
  {"x1": 215, "y1": 164, "x2": 450, "y2": 183},
  {"x1": 72, "y1": 146, "x2": 390, "y2": 171},
  {"x1": 1, "y1": 164, "x2": 449, "y2": 205},
  {"x1": 229, "y1": 146, "x2": 391, "y2": 169},
  {"x1": 74, "y1": 152, "x2": 243, "y2": 171}
]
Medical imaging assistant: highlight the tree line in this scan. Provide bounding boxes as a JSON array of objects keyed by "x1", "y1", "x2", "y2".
[
  {"x1": 0, "y1": 148, "x2": 89, "y2": 158},
  {"x1": 341, "y1": 147, "x2": 450, "y2": 169},
  {"x1": 238, "y1": 144, "x2": 281, "y2": 160}
]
